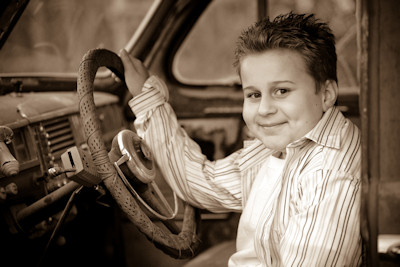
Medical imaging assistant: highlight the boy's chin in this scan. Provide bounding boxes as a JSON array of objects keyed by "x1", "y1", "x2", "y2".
[
  {"x1": 255, "y1": 134, "x2": 290, "y2": 152},
  {"x1": 261, "y1": 140, "x2": 287, "y2": 153}
]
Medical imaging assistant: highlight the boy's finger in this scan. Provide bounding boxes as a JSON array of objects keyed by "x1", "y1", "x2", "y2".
[
  {"x1": 127, "y1": 53, "x2": 148, "y2": 76},
  {"x1": 119, "y1": 49, "x2": 136, "y2": 73}
]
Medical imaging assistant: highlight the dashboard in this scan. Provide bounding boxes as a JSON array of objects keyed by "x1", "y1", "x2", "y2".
[{"x1": 0, "y1": 91, "x2": 127, "y2": 237}]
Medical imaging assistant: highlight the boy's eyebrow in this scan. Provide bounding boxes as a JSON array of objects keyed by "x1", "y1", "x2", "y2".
[
  {"x1": 242, "y1": 80, "x2": 296, "y2": 90},
  {"x1": 270, "y1": 80, "x2": 295, "y2": 85},
  {"x1": 242, "y1": 85, "x2": 257, "y2": 90},
  {"x1": 242, "y1": 80, "x2": 295, "y2": 90}
]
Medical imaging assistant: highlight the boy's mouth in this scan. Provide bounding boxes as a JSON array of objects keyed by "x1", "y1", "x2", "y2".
[{"x1": 258, "y1": 122, "x2": 286, "y2": 128}]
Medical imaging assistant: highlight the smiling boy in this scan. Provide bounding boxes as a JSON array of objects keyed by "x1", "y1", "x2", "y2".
[
  {"x1": 241, "y1": 49, "x2": 337, "y2": 158},
  {"x1": 122, "y1": 12, "x2": 361, "y2": 266}
]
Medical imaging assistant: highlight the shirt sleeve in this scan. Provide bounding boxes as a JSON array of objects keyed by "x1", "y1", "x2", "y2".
[
  {"x1": 128, "y1": 75, "x2": 248, "y2": 213},
  {"x1": 278, "y1": 169, "x2": 362, "y2": 266}
]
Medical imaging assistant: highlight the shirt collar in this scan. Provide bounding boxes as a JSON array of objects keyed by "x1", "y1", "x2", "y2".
[{"x1": 301, "y1": 106, "x2": 345, "y2": 149}]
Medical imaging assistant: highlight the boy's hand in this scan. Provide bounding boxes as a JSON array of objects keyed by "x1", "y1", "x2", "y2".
[{"x1": 119, "y1": 49, "x2": 149, "y2": 97}]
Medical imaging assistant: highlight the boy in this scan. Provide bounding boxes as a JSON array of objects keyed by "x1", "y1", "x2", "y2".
[{"x1": 121, "y1": 12, "x2": 361, "y2": 266}]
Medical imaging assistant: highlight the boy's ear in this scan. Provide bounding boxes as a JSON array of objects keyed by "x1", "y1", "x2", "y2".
[{"x1": 321, "y1": 80, "x2": 338, "y2": 112}]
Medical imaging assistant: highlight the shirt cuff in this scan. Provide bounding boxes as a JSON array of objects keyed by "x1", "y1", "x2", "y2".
[{"x1": 128, "y1": 75, "x2": 169, "y2": 115}]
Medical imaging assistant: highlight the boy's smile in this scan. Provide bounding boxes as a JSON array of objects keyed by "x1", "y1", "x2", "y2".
[{"x1": 240, "y1": 49, "x2": 335, "y2": 152}]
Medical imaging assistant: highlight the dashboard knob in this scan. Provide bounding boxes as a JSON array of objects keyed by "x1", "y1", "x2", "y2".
[
  {"x1": 0, "y1": 187, "x2": 5, "y2": 200},
  {"x1": 0, "y1": 126, "x2": 20, "y2": 176},
  {"x1": 5, "y1": 182, "x2": 18, "y2": 195},
  {"x1": 0, "y1": 142, "x2": 20, "y2": 176}
]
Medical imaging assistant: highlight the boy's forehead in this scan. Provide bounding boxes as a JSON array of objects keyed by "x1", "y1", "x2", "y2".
[
  {"x1": 239, "y1": 49, "x2": 311, "y2": 84},
  {"x1": 240, "y1": 49, "x2": 306, "y2": 65}
]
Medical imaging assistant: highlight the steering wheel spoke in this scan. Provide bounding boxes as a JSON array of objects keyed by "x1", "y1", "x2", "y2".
[{"x1": 149, "y1": 181, "x2": 179, "y2": 220}]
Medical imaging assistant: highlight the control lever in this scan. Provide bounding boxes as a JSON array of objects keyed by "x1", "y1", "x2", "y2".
[{"x1": 0, "y1": 126, "x2": 19, "y2": 177}]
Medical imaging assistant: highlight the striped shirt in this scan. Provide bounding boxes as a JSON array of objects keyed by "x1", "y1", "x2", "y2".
[{"x1": 129, "y1": 75, "x2": 362, "y2": 266}]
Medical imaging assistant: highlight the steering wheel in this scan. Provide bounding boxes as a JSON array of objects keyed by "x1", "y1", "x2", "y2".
[{"x1": 77, "y1": 48, "x2": 200, "y2": 259}]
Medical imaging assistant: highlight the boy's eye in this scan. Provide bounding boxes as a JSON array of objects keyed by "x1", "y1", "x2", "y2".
[
  {"x1": 246, "y1": 92, "x2": 261, "y2": 99},
  {"x1": 275, "y1": 88, "x2": 289, "y2": 95}
]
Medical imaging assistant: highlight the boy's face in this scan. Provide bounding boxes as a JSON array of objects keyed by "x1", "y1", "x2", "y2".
[{"x1": 240, "y1": 49, "x2": 327, "y2": 152}]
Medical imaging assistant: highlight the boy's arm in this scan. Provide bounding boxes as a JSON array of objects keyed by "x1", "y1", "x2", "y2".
[
  {"x1": 279, "y1": 170, "x2": 362, "y2": 266},
  {"x1": 129, "y1": 76, "x2": 247, "y2": 212}
]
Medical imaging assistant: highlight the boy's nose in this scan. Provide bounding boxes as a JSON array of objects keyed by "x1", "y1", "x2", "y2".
[{"x1": 258, "y1": 95, "x2": 277, "y2": 115}]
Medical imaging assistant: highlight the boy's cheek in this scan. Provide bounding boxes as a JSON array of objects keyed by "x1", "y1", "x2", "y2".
[{"x1": 241, "y1": 109, "x2": 253, "y2": 128}]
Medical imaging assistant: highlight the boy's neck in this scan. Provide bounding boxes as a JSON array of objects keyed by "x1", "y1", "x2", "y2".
[{"x1": 272, "y1": 151, "x2": 286, "y2": 159}]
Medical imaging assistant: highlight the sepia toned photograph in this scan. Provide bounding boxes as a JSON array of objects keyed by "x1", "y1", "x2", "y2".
[{"x1": 0, "y1": 0, "x2": 399, "y2": 266}]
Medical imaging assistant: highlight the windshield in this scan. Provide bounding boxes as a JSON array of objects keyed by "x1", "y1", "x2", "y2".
[{"x1": 0, "y1": 0, "x2": 154, "y2": 74}]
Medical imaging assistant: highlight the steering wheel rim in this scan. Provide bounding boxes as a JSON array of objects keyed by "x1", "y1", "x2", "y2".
[{"x1": 77, "y1": 48, "x2": 200, "y2": 259}]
